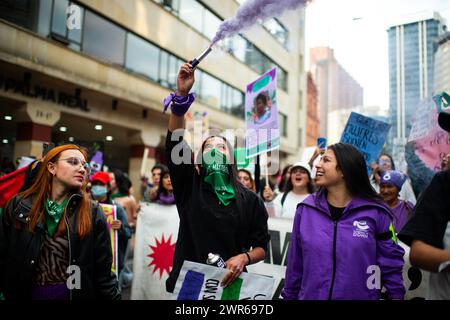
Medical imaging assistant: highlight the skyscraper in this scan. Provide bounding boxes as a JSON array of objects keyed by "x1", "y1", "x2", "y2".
[
  {"x1": 309, "y1": 47, "x2": 363, "y2": 137},
  {"x1": 434, "y1": 30, "x2": 450, "y2": 94},
  {"x1": 387, "y1": 12, "x2": 446, "y2": 153}
]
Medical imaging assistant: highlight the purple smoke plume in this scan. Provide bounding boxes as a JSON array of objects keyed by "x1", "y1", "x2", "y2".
[{"x1": 212, "y1": 0, "x2": 311, "y2": 44}]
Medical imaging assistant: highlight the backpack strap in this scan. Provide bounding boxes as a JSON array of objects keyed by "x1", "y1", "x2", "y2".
[{"x1": 281, "y1": 191, "x2": 289, "y2": 207}]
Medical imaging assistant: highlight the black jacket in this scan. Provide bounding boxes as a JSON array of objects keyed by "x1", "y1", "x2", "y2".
[
  {"x1": 165, "y1": 130, "x2": 270, "y2": 293},
  {"x1": 0, "y1": 193, "x2": 121, "y2": 300}
]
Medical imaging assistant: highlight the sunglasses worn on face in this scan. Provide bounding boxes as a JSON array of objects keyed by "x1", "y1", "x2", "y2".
[{"x1": 56, "y1": 157, "x2": 90, "y2": 173}]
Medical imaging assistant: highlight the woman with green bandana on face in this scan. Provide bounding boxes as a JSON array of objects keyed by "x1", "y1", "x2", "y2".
[
  {"x1": 164, "y1": 62, "x2": 270, "y2": 293},
  {"x1": 0, "y1": 144, "x2": 120, "y2": 300}
]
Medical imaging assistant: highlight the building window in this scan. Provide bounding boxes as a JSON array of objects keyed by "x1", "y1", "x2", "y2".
[
  {"x1": 203, "y1": 8, "x2": 221, "y2": 41},
  {"x1": 51, "y1": 0, "x2": 68, "y2": 36},
  {"x1": 262, "y1": 18, "x2": 289, "y2": 47},
  {"x1": 152, "y1": 0, "x2": 288, "y2": 91},
  {"x1": 0, "y1": 0, "x2": 40, "y2": 31},
  {"x1": 37, "y1": 0, "x2": 52, "y2": 36},
  {"x1": 279, "y1": 113, "x2": 288, "y2": 138},
  {"x1": 179, "y1": 0, "x2": 204, "y2": 34},
  {"x1": 200, "y1": 72, "x2": 221, "y2": 109},
  {"x1": 153, "y1": 0, "x2": 180, "y2": 13},
  {"x1": 231, "y1": 88, "x2": 244, "y2": 118},
  {"x1": 34, "y1": 0, "x2": 83, "y2": 50},
  {"x1": 83, "y1": 10, "x2": 126, "y2": 66},
  {"x1": 125, "y1": 33, "x2": 160, "y2": 81},
  {"x1": 159, "y1": 50, "x2": 169, "y2": 87},
  {"x1": 167, "y1": 55, "x2": 181, "y2": 90}
]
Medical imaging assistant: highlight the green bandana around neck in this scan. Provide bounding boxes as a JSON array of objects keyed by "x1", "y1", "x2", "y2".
[
  {"x1": 44, "y1": 198, "x2": 69, "y2": 237},
  {"x1": 202, "y1": 148, "x2": 235, "y2": 206}
]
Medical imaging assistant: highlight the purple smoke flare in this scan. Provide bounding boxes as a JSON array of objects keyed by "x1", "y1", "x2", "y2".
[{"x1": 212, "y1": 0, "x2": 311, "y2": 44}]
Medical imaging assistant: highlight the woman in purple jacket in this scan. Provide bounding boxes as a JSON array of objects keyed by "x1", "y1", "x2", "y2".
[
  {"x1": 379, "y1": 170, "x2": 414, "y2": 234},
  {"x1": 282, "y1": 143, "x2": 405, "y2": 300}
]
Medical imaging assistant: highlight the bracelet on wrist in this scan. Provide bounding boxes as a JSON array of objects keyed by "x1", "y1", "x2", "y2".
[{"x1": 244, "y1": 252, "x2": 251, "y2": 266}]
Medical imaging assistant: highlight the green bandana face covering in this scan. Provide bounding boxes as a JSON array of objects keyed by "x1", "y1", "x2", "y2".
[
  {"x1": 44, "y1": 198, "x2": 69, "y2": 237},
  {"x1": 202, "y1": 148, "x2": 235, "y2": 206}
]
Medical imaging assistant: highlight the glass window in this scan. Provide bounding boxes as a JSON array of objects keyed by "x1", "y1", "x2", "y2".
[
  {"x1": 192, "y1": 69, "x2": 202, "y2": 94},
  {"x1": 231, "y1": 88, "x2": 244, "y2": 118},
  {"x1": 203, "y1": 9, "x2": 221, "y2": 41},
  {"x1": 159, "y1": 50, "x2": 169, "y2": 86},
  {"x1": 51, "y1": 0, "x2": 68, "y2": 36},
  {"x1": 263, "y1": 18, "x2": 289, "y2": 46},
  {"x1": 37, "y1": 0, "x2": 52, "y2": 36},
  {"x1": 167, "y1": 55, "x2": 178, "y2": 90},
  {"x1": 277, "y1": 67, "x2": 287, "y2": 91},
  {"x1": 246, "y1": 45, "x2": 264, "y2": 74},
  {"x1": 67, "y1": 3, "x2": 83, "y2": 43},
  {"x1": 0, "y1": 0, "x2": 45, "y2": 31},
  {"x1": 200, "y1": 73, "x2": 221, "y2": 109},
  {"x1": 221, "y1": 84, "x2": 230, "y2": 110},
  {"x1": 126, "y1": 33, "x2": 160, "y2": 81},
  {"x1": 280, "y1": 113, "x2": 288, "y2": 137},
  {"x1": 153, "y1": 0, "x2": 180, "y2": 13},
  {"x1": 82, "y1": 10, "x2": 126, "y2": 66},
  {"x1": 229, "y1": 35, "x2": 247, "y2": 61},
  {"x1": 179, "y1": 0, "x2": 203, "y2": 34},
  {"x1": 68, "y1": 42, "x2": 80, "y2": 51}
]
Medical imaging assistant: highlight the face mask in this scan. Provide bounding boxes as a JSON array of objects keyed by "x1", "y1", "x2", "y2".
[
  {"x1": 202, "y1": 148, "x2": 235, "y2": 206},
  {"x1": 91, "y1": 185, "x2": 107, "y2": 199}
]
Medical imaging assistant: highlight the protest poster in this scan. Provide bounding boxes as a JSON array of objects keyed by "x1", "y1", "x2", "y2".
[
  {"x1": 246, "y1": 217, "x2": 293, "y2": 299},
  {"x1": 131, "y1": 202, "x2": 179, "y2": 300},
  {"x1": 173, "y1": 261, "x2": 275, "y2": 300},
  {"x1": 340, "y1": 112, "x2": 391, "y2": 173},
  {"x1": 245, "y1": 68, "x2": 279, "y2": 158},
  {"x1": 99, "y1": 203, "x2": 118, "y2": 275},
  {"x1": 406, "y1": 95, "x2": 450, "y2": 194},
  {"x1": 408, "y1": 99, "x2": 434, "y2": 142}
]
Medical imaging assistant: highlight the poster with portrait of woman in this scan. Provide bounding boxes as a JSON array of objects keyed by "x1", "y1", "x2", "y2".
[{"x1": 245, "y1": 68, "x2": 280, "y2": 158}]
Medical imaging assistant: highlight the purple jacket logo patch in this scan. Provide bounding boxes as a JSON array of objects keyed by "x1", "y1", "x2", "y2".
[{"x1": 353, "y1": 220, "x2": 370, "y2": 238}]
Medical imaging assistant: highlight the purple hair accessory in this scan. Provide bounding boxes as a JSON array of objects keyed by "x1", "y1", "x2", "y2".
[{"x1": 380, "y1": 170, "x2": 407, "y2": 191}]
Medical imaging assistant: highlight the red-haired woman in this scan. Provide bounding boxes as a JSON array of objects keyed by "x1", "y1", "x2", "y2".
[{"x1": 0, "y1": 144, "x2": 120, "y2": 300}]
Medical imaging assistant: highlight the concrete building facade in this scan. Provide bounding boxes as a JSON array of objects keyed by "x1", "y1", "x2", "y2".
[{"x1": 0, "y1": 0, "x2": 308, "y2": 197}]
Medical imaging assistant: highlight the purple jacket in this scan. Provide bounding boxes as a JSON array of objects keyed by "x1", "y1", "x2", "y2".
[
  {"x1": 391, "y1": 200, "x2": 414, "y2": 234},
  {"x1": 282, "y1": 192, "x2": 405, "y2": 300}
]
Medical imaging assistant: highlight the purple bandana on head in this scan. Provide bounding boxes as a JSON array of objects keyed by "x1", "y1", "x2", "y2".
[
  {"x1": 163, "y1": 92, "x2": 196, "y2": 116},
  {"x1": 380, "y1": 170, "x2": 406, "y2": 191}
]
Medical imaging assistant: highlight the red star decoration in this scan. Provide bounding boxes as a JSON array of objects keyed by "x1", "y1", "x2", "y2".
[{"x1": 147, "y1": 234, "x2": 176, "y2": 279}]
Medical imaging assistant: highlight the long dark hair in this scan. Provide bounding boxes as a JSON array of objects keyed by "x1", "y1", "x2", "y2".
[
  {"x1": 155, "y1": 165, "x2": 171, "y2": 199},
  {"x1": 112, "y1": 169, "x2": 131, "y2": 196},
  {"x1": 316, "y1": 143, "x2": 381, "y2": 203},
  {"x1": 238, "y1": 168, "x2": 256, "y2": 192},
  {"x1": 195, "y1": 135, "x2": 245, "y2": 196},
  {"x1": 378, "y1": 153, "x2": 396, "y2": 170},
  {"x1": 285, "y1": 166, "x2": 314, "y2": 194},
  {"x1": 278, "y1": 165, "x2": 292, "y2": 193}
]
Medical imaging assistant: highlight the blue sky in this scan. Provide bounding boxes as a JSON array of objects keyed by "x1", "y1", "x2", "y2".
[{"x1": 305, "y1": 0, "x2": 450, "y2": 111}]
